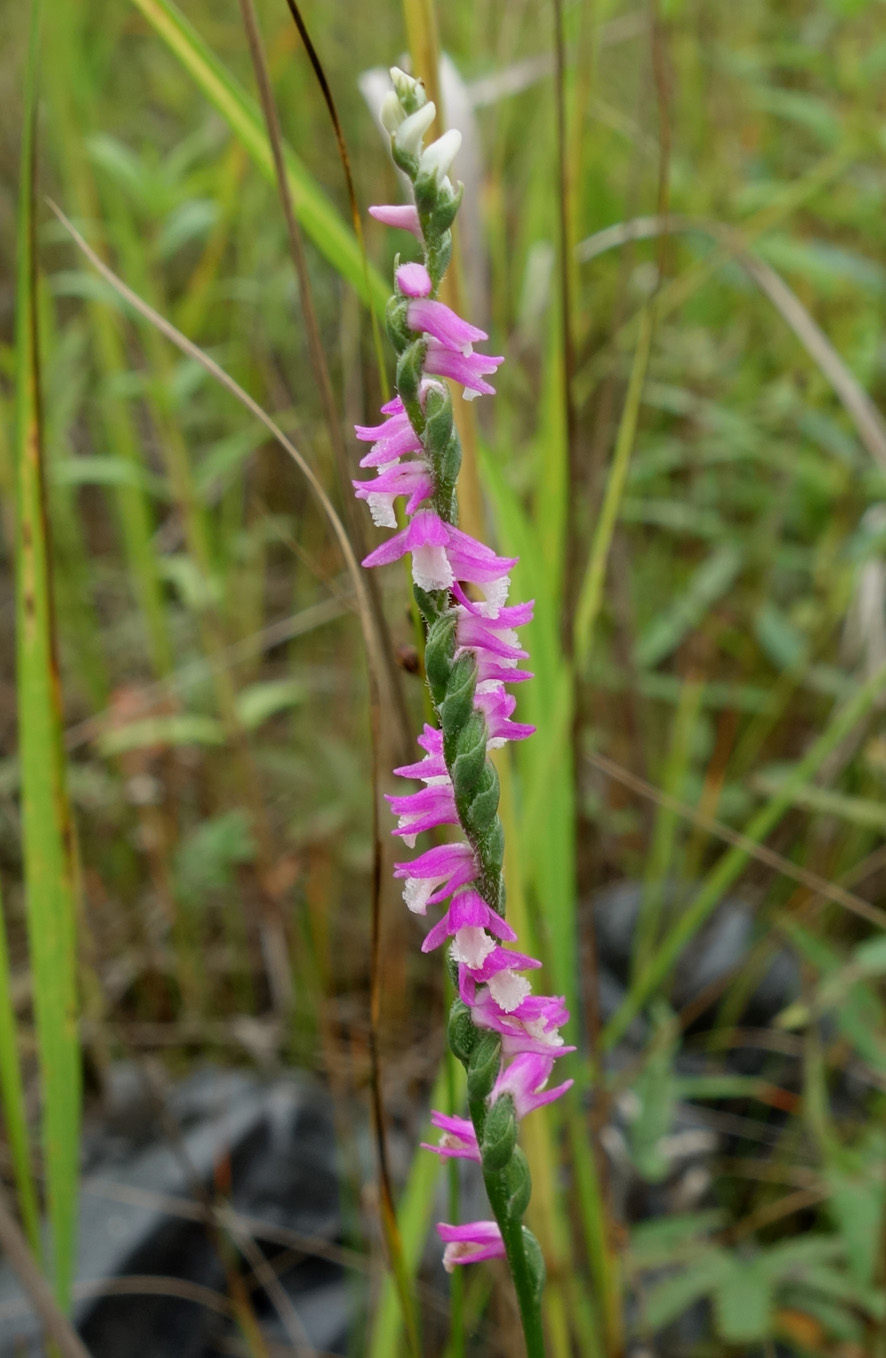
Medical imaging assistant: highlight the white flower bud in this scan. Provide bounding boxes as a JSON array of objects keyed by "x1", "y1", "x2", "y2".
[
  {"x1": 419, "y1": 128, "x2": 462, "y2": 182},
  {"x1": 390, "y1": 66, "x2": 426, "y2": 108},
  {"x1": 379, "y1": 91, "x2": 406, "y2": 135},
  {"x1": 394, "y1": 101, "x2": 437, "y2": 157}
]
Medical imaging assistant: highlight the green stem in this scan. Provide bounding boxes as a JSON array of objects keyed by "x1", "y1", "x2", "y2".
[{"x1": 469, "y1": 1094, "x2": 546, "y2": 1357}]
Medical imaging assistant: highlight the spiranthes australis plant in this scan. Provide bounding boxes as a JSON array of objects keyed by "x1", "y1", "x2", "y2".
[{"x1": 354, "y1": 68, "x2": 573, "y2": 1356}]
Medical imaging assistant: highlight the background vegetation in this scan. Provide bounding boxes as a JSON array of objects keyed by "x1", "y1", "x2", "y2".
[{"x1": 3, "y1": 0, "x2": 886, "y2": 1353}]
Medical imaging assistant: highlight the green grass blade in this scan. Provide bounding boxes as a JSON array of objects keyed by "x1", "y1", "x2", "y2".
[
  {"x1": 603, "y1": 660, "x2": 886, "y2": 1051},
  {"x1": 15, "y1": 3, "x2": 81, "y2": 1308},
  {"x1": 45, "y1": 3, "x2": 174, "y2": 677},
  {"x1": 574, "y1": 305, "x2": 653, "y2": 669},
  {"x1": 129, "y1": 0, "x2": 389, "y2": 315},
  {"x1": 633, "y1": 676, "x2": 704, "y2": 983},
  {"x1": 0, "y1": 876, "x2": 41, "y2": 1254}
]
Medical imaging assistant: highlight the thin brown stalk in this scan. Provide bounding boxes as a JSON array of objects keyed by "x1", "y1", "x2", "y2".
[
  {"x1": 280, "y1": 0, "x2": 388, "y2": 392},
  {"x1": 0, "y1": 1180, "x2": 92, "y2": 1358}
]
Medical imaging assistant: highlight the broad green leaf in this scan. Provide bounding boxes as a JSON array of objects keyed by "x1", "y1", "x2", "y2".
[
  {"x1": 713, "y1": 1257, "x2": 773, "y2": 1344},
  {"x1": 51, "y1": 455, "x2": 168, "y2": 498},
  {"x1": 643, "y1": 1250, "x2": 730, "y2": 1331},
  {"x1": 235, "y1": 679, "x2": 308, "y2": 730},
  {"x1": 627, "y1": 1212, "x2": 725, "y2": 1268},
  {"x1": 826, "y1": 1172, "x2": 882, "y2": 1286},
  {"x1": 98, "y1": 713, "x2": 226, "y2": 755}
]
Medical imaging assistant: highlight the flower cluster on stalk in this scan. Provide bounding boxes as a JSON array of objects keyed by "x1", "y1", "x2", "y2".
[{"x1": 354, "y1": 68, "x2": 572, "y2": 1285}]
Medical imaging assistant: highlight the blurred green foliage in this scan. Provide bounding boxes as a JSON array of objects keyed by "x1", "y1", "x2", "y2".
[{"x1": 3, "y1": 0, "x2": 886, "y2": 1352}]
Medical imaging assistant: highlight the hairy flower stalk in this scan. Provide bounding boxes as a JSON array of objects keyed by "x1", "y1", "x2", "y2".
[{"x1": 355, "y1": 68, "x2": 572, "y2": 1355}]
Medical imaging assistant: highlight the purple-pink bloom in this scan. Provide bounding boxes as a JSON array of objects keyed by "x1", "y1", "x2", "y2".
[
  {"x1": 355, "y1": 405, "x2": 423, "y2": 466},
  {"x1": 452, "y1": 582, "x2": 533, "y2": 629},
  {"x1": 354, "y1": 409, "x2": 410, "y2": 442},
  {"x1": 421, "y1": 887, "x2": 517, "y2": 954},
  {"x1": 407, "y1": 298, "x2": 487, "y2": 355},
  {"x1": 352, "y1": 459, "x2": 434, "y2": 526},
  {"x1": 393, "y1": 841, "x2": 477, "y2": 913},
  {"x1": 421, "y1": 1111, "x2": 480, "y2": 1162},
  {"x1": 437, "y1": 1220, "x2": 506, "y2": 1272},
  {"x1": 425, "y1": 339, "x2": 504, "y2": 398},
  {"x1": 358, "y1": 430, "x2": 424, "y2": 468},
  {"x1": 386, "y1": 781, "x2": 458, "y2": 845},
  {"x1": 393, "y1": 724, "x2": 447, "y2": 781},
  {"x1": 362, "y1": 510, "x2": 520, "y2": 603},
  {"x1": 491, "y1": 1052, "x2": 574, "y2": 1118},
  {"x1": 444, "y1": 526, "x2": 517, "y2": 603},
  {"x1": 396, "y1": 261, "x2": 433, "y2": 297},
  {"x1": 456, "y1": 610, "x2": 530, "y2": 669},
  {"x1": 471, "y1": 990, "x2": 574, "y2": 1056},
  {"x1": 473, "y1": 680, "x2": 535, "y2": 746},
  {"x1": 362, "y1": 509, "x2": 454, "y2": 592},
  {"x1": 459, "y1": 947, "x2": 542, "y2": 1011},
  {"x1": 369, "y1": 203, "x2": 422, "y2": 237}
]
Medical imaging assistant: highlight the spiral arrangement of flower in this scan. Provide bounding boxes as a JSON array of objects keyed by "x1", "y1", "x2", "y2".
[{"x1": 354, "y1": 67, "x2": 573, "y2": 1353}]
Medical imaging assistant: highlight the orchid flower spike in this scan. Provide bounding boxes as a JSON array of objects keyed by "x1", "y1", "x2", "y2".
[{"x1": 352, "y1": 66, "x2": 570, "y2": 1346}]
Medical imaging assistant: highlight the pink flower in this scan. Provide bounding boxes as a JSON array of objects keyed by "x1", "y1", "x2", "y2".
[
  {"x1": 407, "y1": 299, "x2": 487, "y2": 355},
  {"x1": 362, "y1": 509, "x2": 454, "y2": 592},
  {"x1": 459, "y1": 947, "x2": 542, "y2": 1012},
  {"x1": 352, "y1": 459, "x2": 434, "y2": 526},
  {"x1": 396, "y1": 262, "x2": 433, "y2": 298},
  {"x1": 444, "y1": 526, "x2": 517, "y2": 606},
  {"x1": 455, "y1": 609, "x2": 532, "y2": 683},
  {"x1": 421, "y1": 1111, "x2": 480, "y2": 1162},
  {"x1": 355, "y1": 406, "x2": 423, "y2": 466},
  {"x1": 421, "y1": 887, "x2": 517, "y2": 954},
  {"x1": 362, "y1": 511, "x2": 519, "y2": 604},
  {"x1": 473, "y1": 681, "x2": 535, "y2": 746},
  {"x1": 369, "y1": 203, "x2": 422, "y2": 237},
  {"x1": 394, "y1": 841, "x2": 477, "y2": 913},
  {"x1": 492, "y1": 1053, "x2": 573, "y2": 1118},
  {"x1": 425, "y1": 339, "x2": 503, "y2": 399},
  {"x1": 471, "y1": 990, "x2": 574, "y2": 1057},
  {"x1": 437, "y1": 1220, "x2": 506, "y2": 1272},
  {"x1": 393, "y1": 725, "x2": 447, "y2": 781},
  {"x1": 386, "y1": 780, "x2": 458, "y2": 845}
]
